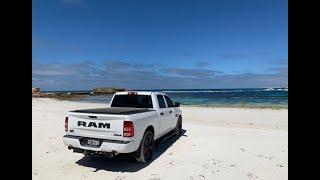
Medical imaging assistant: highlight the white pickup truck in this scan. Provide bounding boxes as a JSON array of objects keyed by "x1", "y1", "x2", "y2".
[{"x1": 63, "y1": 91, "x2": 182, "y2": 163}]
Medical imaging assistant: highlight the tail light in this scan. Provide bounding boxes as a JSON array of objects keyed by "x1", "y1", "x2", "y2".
[
  {"x1": 65, "y1": 117, "x2": 68, "y2": 132},
  {"x1": 123, "y1": 121, "x2": 134, "y2": 137}
]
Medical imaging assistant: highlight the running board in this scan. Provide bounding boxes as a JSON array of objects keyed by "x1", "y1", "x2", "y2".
[{"x1": 158, "y1": 130, "x2": 177, "y2": 144}]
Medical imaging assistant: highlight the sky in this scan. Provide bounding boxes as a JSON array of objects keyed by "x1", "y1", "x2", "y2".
[{"x1": 32, "y1": 0, "x2": 288, "y2": 91}]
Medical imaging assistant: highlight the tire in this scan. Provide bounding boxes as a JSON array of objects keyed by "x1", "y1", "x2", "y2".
[
  {"x1": 135, "y1": 131, "x2": 155, "y2": 163},
  {"x1": 175, "y1": 116, "x2": 182, "y2": 136}
]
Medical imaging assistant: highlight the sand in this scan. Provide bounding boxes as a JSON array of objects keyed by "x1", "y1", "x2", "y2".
[{"x1": 32, "y1": 98, "x2": 288, "y2": 180}]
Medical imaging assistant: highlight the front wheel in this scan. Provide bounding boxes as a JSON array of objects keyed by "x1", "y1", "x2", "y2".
[
  {"x1": 135, "y1": 131, "x2": 155, "y2": 163},
  {"x1": 175, "y1": 116, "x2": 182, "y2": 136}
]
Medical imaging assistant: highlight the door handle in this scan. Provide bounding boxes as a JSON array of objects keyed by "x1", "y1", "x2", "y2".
[
  {"x1": 160, "y1": 112, "x2": 164, "y2": 115},
  {"x1": 169, "y1": 111, "x2": 172, "y2": 113}
]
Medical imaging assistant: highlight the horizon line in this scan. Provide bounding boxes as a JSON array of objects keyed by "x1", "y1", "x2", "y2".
[{"x1": 40, "y1": 87, "x2": 288, "y2": 92}]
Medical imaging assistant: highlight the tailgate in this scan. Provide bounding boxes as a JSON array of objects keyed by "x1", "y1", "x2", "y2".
[{"x1": 67, "y1": 112, "x2": 124, "y2": 141}]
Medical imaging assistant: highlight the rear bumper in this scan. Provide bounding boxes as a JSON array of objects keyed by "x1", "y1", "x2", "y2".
[{"x1": 63, "y1": 135, "x2": 140, "y2": 153}]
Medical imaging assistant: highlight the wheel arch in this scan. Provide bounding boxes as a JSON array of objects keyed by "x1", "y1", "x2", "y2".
[{"x1": 145, "y1": 125, "x2": 155, "y2": 136}]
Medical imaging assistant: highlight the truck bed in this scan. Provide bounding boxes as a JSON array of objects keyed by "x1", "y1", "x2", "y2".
[{"x1": 71, "y1": 107, "x2": 154, "y2": 115}]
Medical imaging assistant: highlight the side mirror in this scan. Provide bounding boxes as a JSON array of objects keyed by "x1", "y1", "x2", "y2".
[{"x1": 174, "y1": 102, "x2": 180, "y2": 107}]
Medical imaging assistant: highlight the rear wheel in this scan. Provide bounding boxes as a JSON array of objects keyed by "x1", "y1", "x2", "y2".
[{"x1": 135, "y1": 131, "x2": 155, "y2": 163}]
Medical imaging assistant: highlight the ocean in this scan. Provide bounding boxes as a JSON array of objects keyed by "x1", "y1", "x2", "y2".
[{"x1": 46, "y1": 88, "x2": 287, "y2": 109}]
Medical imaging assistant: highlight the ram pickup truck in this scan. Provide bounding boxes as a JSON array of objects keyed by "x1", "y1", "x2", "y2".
[{"x1": 63, "y1": 91, "x2": 182, "y2": 163}]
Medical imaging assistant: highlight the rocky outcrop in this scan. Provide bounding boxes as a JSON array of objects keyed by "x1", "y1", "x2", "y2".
[
  {"x1": 32, "y1": 88, "x2": 46, "y2": 97},
  {"x1": 32, "y1": 88, "x2": 40, "y2": 93},
  {"x1": 32, "y1": 87, "x2": 127, "y2": 99},
  {"x1": 92, "y1": 87, "x2": 126, "y2": 95}
]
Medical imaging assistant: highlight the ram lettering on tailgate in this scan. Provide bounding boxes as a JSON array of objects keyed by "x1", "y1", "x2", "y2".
[{"x1": 78, "y1": 121, "x2": 110, "y2": 129}]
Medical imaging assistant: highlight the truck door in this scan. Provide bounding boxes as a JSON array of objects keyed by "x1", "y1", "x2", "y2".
[
  {"x1": 164, "y1": 95, "x2": 178, "y2": 129},
  {"x1": 156, "y1": 95, "x2": 172, "y2": 136}
]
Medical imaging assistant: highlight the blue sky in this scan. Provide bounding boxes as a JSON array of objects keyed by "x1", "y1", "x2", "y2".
[{"x1": 32, "y1": 0, "x2": 288, "y2": 90}]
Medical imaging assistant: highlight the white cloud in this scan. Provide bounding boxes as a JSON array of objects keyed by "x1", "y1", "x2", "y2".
[{"x1": 32, "y1": 60, "x2": 288, "y2": 90}]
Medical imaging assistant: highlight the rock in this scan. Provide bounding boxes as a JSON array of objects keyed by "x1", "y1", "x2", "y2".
[
  {"x1": 32, "y1": 88, "x2": 46, "y2": 97},
  {"x1": 92, "y1": 87, "x2": 126, "y2": 95},
  {"x1": 32, "y1": 88, "x2": 40, "y2": 93}
]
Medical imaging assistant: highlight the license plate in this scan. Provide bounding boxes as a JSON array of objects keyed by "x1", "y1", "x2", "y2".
[{"x1": 87, "y1": 139, "x2": 100, "y2": 146}]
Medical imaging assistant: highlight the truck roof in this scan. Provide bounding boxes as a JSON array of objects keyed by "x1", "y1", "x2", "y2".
[{"x1": 115, "y1": 91, "x2": 166, "y2": 96}]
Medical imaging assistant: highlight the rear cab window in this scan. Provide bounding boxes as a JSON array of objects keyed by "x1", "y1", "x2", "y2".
[{"x1": 111, "y1": 95, "x2": 153, "y2": 108}]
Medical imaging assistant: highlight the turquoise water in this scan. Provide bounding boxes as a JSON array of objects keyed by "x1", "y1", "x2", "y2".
[
  {"x1": 52, "y1": 88, "x2": 287, "y2": 109},
  {"x1": 161, "y1": 88, "x2": 287, "y2": 108}
]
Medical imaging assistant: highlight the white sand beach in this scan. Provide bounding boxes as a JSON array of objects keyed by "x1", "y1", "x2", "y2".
[{"x1": 32, "y1": 98, "x2": 288, "y2": 180}]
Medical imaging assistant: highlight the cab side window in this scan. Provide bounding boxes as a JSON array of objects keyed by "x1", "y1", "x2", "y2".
[
  {"x1": 157, "y1": 95, "x2": 166, "y2": 108},
  {"x1": 164, "y1": 95, "x2": 174, "y2": 107}
]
